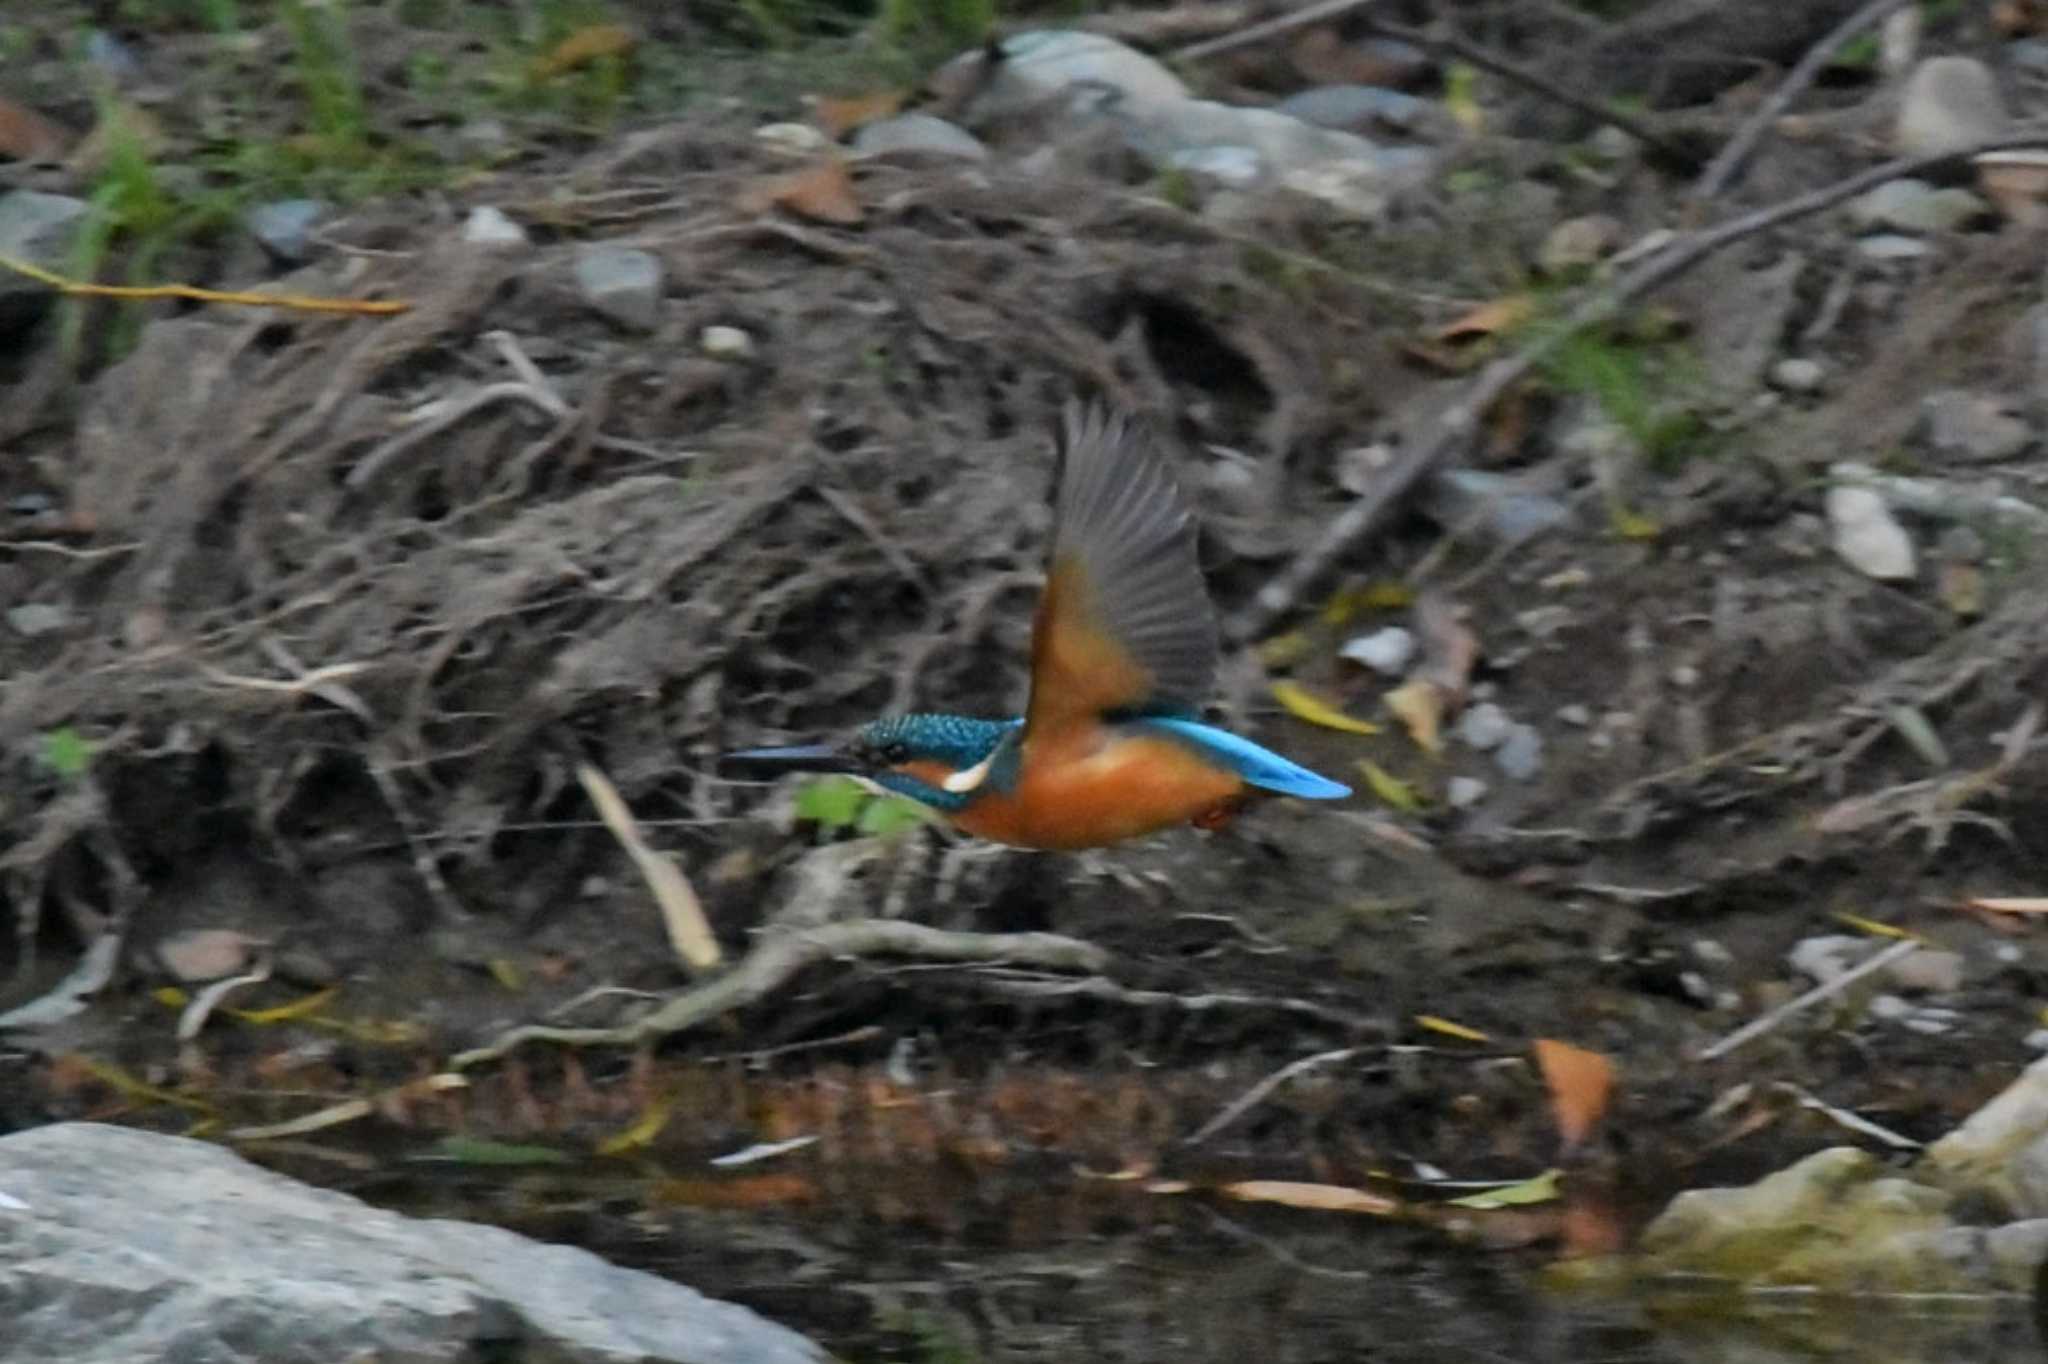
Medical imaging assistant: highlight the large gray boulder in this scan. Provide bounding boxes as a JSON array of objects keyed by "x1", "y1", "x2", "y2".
[{"x1": 0, "y1": 1122, "x2": 826, "y2": 1364}]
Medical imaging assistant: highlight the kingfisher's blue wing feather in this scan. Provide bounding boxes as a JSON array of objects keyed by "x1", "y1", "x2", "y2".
[
  {"x1": 1132, "y1": 717, "x2": 1352, "y2": 799},
  {"x1": 1025, "y1": 402, "x2": 1220, "y2": 739}
]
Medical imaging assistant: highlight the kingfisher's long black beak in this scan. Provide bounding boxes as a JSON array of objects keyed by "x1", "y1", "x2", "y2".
[{"x1": 724, "y1": 742, "x2": 864, "y2": 776}]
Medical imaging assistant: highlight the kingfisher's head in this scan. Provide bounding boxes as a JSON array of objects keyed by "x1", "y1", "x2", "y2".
[{"x1": 727, "y1": 713, "x2": 1021, "y2": 811}]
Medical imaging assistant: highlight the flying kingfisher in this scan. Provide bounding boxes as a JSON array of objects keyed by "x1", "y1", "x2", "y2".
[{"x1": 728, "y1": 401, "x2": 1351, "y2": 850}]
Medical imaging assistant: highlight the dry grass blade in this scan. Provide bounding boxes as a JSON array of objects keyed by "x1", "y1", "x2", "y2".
[
  {"x1": 576, "y1": 762, "x2": 722, "y2": 973},
  {"x1": 0, "y1": 252, "x2": 409, "y2": 314}
]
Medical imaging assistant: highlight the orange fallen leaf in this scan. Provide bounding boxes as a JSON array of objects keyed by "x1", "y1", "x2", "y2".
[
  {"x1": 651, "y1": 1172, "x2": 819, "y2": 1209},
  {"x1": 810, "y1": 89, "x2": 906, "y2": 139},
  {"x1": 1220, "y1": 1179, "x2": 1399, "y2": 1215},
  {"x1": 0, "y1": 95, "x2": 73, "y2": 163},
  {"x1": 1533, "y1": 1038, "x2": 1614, "y2": 1152},
  {"x1": 531, "y1": 23, "x2": 636, "y2": 79},
  {"x1": 748, "y1": 160, "x2": 864, "y2": 226}
]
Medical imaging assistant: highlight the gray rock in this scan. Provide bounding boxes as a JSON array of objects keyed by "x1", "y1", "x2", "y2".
[
  {"x1": 575, "y1": 245, "x2": 664, "y2": 332},
  {"x1": 462, "y1": 206, "x2": 527, "y2": 245},
  {"x1": 1273, "y1": 85, "x2": 1431, "y2": 135},
  {"x1": 0, "y1": 1123, "x2": 825, "y2": 1364},
  {"x1": 5, "y1": 603, "x2": 71, "y2": 637},
  {"x1": 83, "y1": 29, "x2": 142, "y2": 82},
  {"x1": 0, "y1": 191, "x2": 89, "y2": 300},
  {"x1": 852, "y1": 113, "x2": 988, "y2": 162},
  {"x1": 1455, "y1": 702, "x2": 1511, "y2": 752},
  {"x1": 1446, "y1": 775, "x2": 1489, "y2": 809},
  {"x1": 1889, "y1": 948, "x2": 1966, "y2": 994},
  {"x1": 1788, "y1": 934, "x2": 1867, "y2": 984},
  {"x1": 1848, "y1": 178, "x2": 1990, "y2": 234},
  {"x1": 1169, "y1": 144, "x2": 1264, "y2": 187},
  {"x1": 700, "y1": 325, "x2": 755, "y2": 360},
  {"x1": 1826, "y1": 484, "x2": 1916, "y2": 581},
  {"x1": 1494, "y1": 724, "x2": 1544, "y2": 781},
  {"x1": 244, "y1": 199, "x2": 329, "y2": 264},
  {"x1": 1895, "y1": 56, "x2": 2007, "y2": 159},
  {"x1": 940, "y1": 30, "x2": 1188, "y2": 125},
  {"x1": 2010, "y1": 39, "x2": 2048, "y2": 80},
  {"x1": 1339, "y1": 626, "x2": 1415, "y2": 676},
  {"x1": 754, "y1": 122, "x2": 830, "y2": 156},
  {"x1": 1858, "y1": 232, "x2": 1933, "y2": 263},
  {"x1": 1770, "y1": 357, "x2": 1825, "y2": 394},
  {"x1": 1927, "y1": 1053, "x2": 2048, "y2": 1211},
  {"x1": 1424, "y1": 468, "x2": 1572, "y2": 545},
  {"x1": 1537, "y1": 214, "x2": 1623, "y2": 276},
  {"x1": 1920, "y1": 389, "x2": 2032, "y2": 464},
  {"x1": 1556, "y1": 703, "x2": 1592, "y2": 727}
]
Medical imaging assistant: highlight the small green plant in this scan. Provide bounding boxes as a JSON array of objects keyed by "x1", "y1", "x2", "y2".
[
  {"x1": 1536, "y1": 322, "x2": 1710, "y2": 472},
  {"x1": 874, "y1": 0, "x2": 995, "y2": 63},
  {"x1": 37, "y1": 728, "x2": 95, "y2": 782}
]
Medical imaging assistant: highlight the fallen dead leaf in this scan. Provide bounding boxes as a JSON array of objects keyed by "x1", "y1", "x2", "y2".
[
  {"x1": 578, "y1": 762, "x2": 721, "y2": 972},
  {"x1": 0, "y1": 95, "x2": 73, "y2": 163},
  {"x1": 1384, "y1": 679, "x2": 1443, "y2": 755},
  {"x1": 1412, "y1": 592, "x2": 1480, "y2": 704},
  {"x1": 746, "y1": 160, "x2": 864, "y2": 226},
  {"x1": 1221, "y1": 1179, "x2": 1399, "y2": 1216},
  {"x1": 1970, "y1": 897, "x2": 2048, "y2": 915},
  {"x1": 1271, "y1": 679, "x2": 1378, "y2": 735},
  {"x1": 1357, "y1": 759, "x2": 1423, "y2": 811},
  {"x1": 810, "y1": 89, "x2": 906, "y2": 139},
  {"x1": 1433, "y1": 293, "x2": 1533, "y2": 347},
  {"x1": 1533, "y1": 1038, "x2": 1614, "y2": 1152},
  {"x1": 531, "y1": 23, "x2": 636, "y2": 79}
]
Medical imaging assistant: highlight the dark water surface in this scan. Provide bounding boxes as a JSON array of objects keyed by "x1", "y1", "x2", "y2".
[{"x1": 306, "y1": 1148, "x2": 2048, "y2": 1364}]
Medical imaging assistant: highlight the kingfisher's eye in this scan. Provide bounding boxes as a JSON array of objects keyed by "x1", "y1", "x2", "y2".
[{"x1": 882, "y1": 742, "x2": 911, "y2": 764}]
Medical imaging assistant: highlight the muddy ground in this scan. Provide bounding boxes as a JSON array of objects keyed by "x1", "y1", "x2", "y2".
[{"x1": 2, "y1": 0, "x2": 2048, "y2": 1357}]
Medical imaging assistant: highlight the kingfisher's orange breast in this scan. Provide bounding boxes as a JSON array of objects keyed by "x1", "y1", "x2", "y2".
[{"x1": 939, "y1": 729, "x2": 1244, "y2": 851}]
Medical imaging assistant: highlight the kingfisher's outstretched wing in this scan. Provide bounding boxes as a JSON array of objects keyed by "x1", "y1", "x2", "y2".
[{"x1": 1023, "y1": 401, "x2": 1220, "y2": 741}]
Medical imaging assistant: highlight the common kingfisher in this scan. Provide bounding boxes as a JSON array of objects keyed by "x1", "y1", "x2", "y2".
[{"x1": 728, "y1": 401, "x2": 1351, "y2": 850}]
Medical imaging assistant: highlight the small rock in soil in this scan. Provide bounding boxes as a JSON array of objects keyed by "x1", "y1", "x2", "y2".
[
  {"x1": 84, "y1": 29, "x2": 142, "y2": 82},
  {"x1": 939, "y1": 30, "x2": 1187, "y2": 125},
  {"x1": 1446, "y1": 775, "x2": 1489, "y2": 809},
  {"x1": 754, "y1": 122, "x2": 829, "y2": 155},
  {"x1": 1858, "y1": 233, "x2": 1933, "y2": 263},
  {"x1": 574, "y1": 245, "x2": 664, "y2": 332},
  {"x1": 6, "y1": 603, "x2": 72, "y2": 637},
  {"x1": 700, "y1": 325, "x2": 756, "y2": 360},
  {"x1": 1895, "y1": 56, "x2": 2009, "y2": 159},
  {"x1": 1273, "y1": 85, "x2": 1433, "y2": 136},
  {"x1": 852, "y1": 113, "x2": 988, "y2": 162},
  {"x1": 1339, "y1": 626, "x2": 1415, "y2": 675},
  {"x1": 0, "y1": 191, "x2": 88, "y2": 300},
  {"x1": 1826, "y1": 484, "x2": 1917, "y2": 580},
  {"x1": 1788, "y1": 933, "x2": 1866, "y2": 984},
  {"x1": 1537, "y1": 214, "x2": 1623, "y2": 276},
  {"x1": 1769, "y1": 357, "x2": 1826, "y2": 394},
  {"x1": 1455, "y1": 702, "x2": 1512, "y2": 752},
  {"x1": 155, "y1": 928, "x2": 266, "y2": 982},
  {"x1": 462, "y1": 205, "x2": 527, "y2": 245},
  {"x1": 1494, "y1": 724, "x2": 1544, "y2": 781},
  {"x1": 244, "y1": 199, "x2": 329, "y2": 264},
  {"x1": 1848, "y1": 179, "x2": 1990, "y2": 234},
  {"x1": 1888, "y1": 948, "x2": 1966, "y2": 994},
  {"x1": 1919, "y1": 389, "x2": 2032, "y2": 464}
]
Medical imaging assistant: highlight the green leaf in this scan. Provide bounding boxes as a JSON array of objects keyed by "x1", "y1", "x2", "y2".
[
  {"x1": 39, "y1": 728, "x2": 94, "y2": 780},
  {"x1": 854, "y1": 795, "x2": 930, "y2": 837},
  {"x1": 793, "y1": 775, "x2": 867, "y2": 829},
  {"x1": 1446, "y1": 1168, "x2": 1562, "y2": 1209}
]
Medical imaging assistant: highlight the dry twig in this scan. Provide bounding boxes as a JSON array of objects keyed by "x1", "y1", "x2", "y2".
[
  {"x1": 1689, "y1": 0, "x2": 1911, "y2": 203},
  {"x1": 1233, "y1": 129, "x2": 2048, "y2": 642}
]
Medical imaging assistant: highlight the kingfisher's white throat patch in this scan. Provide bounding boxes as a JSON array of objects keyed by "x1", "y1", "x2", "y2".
[{"x1": 940, "y1": 751, "x2": 998, "y2": 794}]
